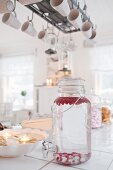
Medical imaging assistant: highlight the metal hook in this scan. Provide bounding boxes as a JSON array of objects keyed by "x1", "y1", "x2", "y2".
[
  {"x1": 12, "y1": 0, "x2": 16, "y2": 12},
  {"x1": 88, "y1": 16, "x2": 90, "y2": 22},
  {"x1": 83, "y1": 0, "x2": 87, "y2": 14},
  {"x1": 10, "y1": 0, "x2": 17, "y2": 18},
  {"x1": 83, "y1": 0, "x2": 86, "y2": 8},
  {"x1": 28, "y1": 12, "x2": 34, "y2": 22},
  {"x1": 83, "y1": 4, "x2": 87, "y2": 11},
  {"x1": 13, "y1": 10, "x2": 17, "y2": 18},
  {"x1": 81, "y1": 14, "x2": 85, "y2": 23},
  {"x1": 71, "y1": 0, "x2": 74, "y2": 9},
  {"x1": 77, "y1": 2, "x2": 80, "y2": 9}
]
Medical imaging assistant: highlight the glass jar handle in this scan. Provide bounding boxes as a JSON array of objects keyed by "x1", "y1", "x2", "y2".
[
  {"x1": 42, "y1": 141, "x2": 58, "y2": 158},
  {"x1": 52, "y1": 95, "x2": 82, "y2": 114}
]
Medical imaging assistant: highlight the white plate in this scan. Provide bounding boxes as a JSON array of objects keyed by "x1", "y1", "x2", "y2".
[
  {"x1": 0, "y1": 143, "x2": 36, "y2": 158},
  {"x1": 0, "y1": 128, "x2": 47, "y2": 157}
]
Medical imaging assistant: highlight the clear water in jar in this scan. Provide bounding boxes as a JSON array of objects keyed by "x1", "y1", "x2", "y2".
[{"x1": 53, "y1": 97, "x2": 91, "y2": 165}]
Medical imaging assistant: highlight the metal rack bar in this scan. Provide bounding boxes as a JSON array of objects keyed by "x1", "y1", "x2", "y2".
[{"x1": 18, "y1": 0, "x2": 92, "y2": 33}]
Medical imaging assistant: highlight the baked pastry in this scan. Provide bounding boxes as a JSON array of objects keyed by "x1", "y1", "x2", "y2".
[
  {"x1": 0, "y1": 136, "x2": 7, "y2": 146},
  {"x1": 19, "y1": 137, "x2": 37, "y2": 144},
  {"x1": 101, "y1": 106, "x2": 111, "y2": 123}
]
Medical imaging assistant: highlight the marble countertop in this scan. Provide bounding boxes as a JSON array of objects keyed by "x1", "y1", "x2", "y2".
[{"x1": 1, "y1": 123, "x2": 113, "y2": 170}]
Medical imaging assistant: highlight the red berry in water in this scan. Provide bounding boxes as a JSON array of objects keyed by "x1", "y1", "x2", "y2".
[{"x1": 55, "y1": 97, "x2": 90, "y2": 106}]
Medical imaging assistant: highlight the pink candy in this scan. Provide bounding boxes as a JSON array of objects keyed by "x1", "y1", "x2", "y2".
[{"x1": 55, "y1": 152, "x2": 91, "y2": 165}]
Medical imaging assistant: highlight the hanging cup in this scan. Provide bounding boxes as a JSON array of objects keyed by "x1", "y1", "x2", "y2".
[
  {"x1": 19, "y1": 0, "x2": 42, "y2": 5},
  {"x1": 21, "y1": 21, "x2": 37, "y2": 37},
  {"x1": 50, "y1": 0, "x2": 70, "y2": 16},
  {"x1": 89, "y1": 29, "x2": 96, "y2": 39},
  {"x1": 81, "y1": 21, "x2": 92, "y2": 38},
  {"x1": 2, "y1": 12, "x2": 21, "y2": 30},
  {"x1": 0, "y1": 0, "x2": 14, "y2": 13},
  {"x1": 38, "y1": 26, "x2": 46, "y2": 39},
  {"x1": 68, "y1": 8, "x2": 81, "y2": 29},
  {"x1": 38, "y1": 30, "x2": 46, "y2": 39}
]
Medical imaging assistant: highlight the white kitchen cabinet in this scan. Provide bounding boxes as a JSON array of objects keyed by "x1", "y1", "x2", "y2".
[{"x1": 34, "y1": 86, "x2": 58, "y2": 115}]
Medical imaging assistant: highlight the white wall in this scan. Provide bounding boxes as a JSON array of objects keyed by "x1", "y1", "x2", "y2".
[{"x1": 71, "y1": 47, "x2": 93, "y2": 93}]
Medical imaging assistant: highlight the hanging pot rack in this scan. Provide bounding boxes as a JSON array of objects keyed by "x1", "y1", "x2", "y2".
[{"x1": 18, "y1": 0, "x2": 92, "y2": 33}]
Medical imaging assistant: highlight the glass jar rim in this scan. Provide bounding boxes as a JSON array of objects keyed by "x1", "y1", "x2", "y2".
[{"x1": 58, "y1": 77, "x2": 85, "y2": 87}]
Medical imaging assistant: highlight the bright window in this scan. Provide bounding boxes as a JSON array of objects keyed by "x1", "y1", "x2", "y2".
[
  {"x1": 90, "y1": 45, "x2": 113, "y2": 99},
  {"x1": 94, "y1": 71, "x2": 113, "y2": 100},
  {"x1": 0, "y1": 55, "x2": 34, "y2": 111}
]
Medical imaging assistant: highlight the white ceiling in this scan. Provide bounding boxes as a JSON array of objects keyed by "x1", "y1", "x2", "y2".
[{"x1": 0, "y1": 0, "x2": 113, "y2": 56}]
